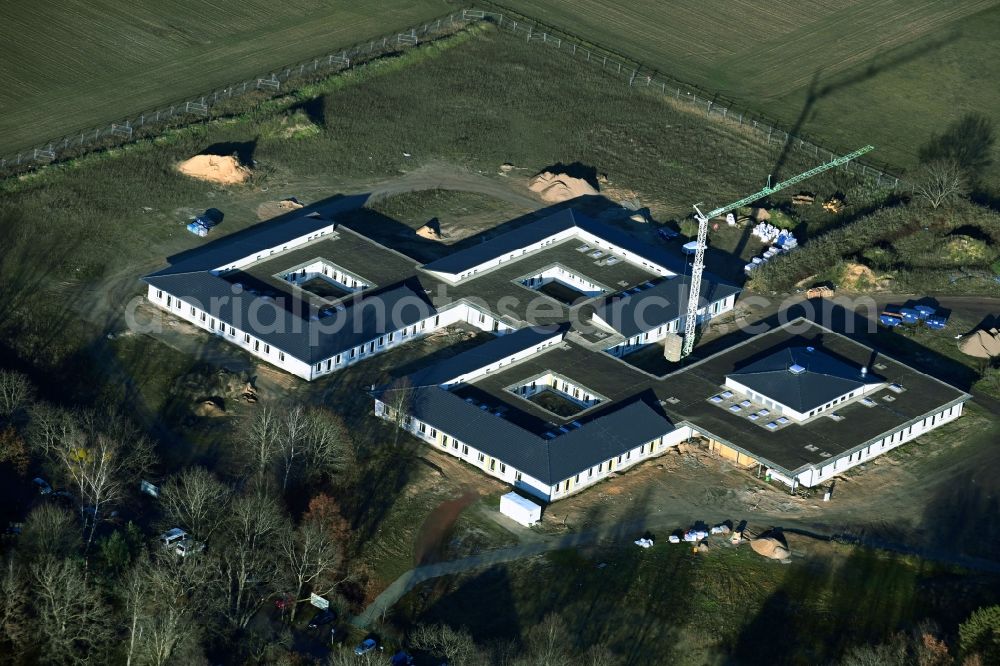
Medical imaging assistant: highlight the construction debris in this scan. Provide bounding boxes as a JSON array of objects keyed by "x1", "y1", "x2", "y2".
[
  {"x1": 416, "y1": 220, "x2": 445, "y2": 240},
  {"x1": 806, "y1": 285, "x2": 835, "y2": 299},
  {"x1": 792, "y1": 192, "x2": 816, "y2": 205}
]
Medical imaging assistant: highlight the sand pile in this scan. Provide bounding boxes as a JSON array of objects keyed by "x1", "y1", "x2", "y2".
[
  {"x1": 177, "y1": 155, "x2": 250, "y2": 185},
  {"x1": 751, "y1": 537, "x2": 790, "y2": 560},
  {"x1": 959, "y1": 329, "x2": 1000, "y2": 359},
  {"x1": 528, "y1": 171, "x2": 598, "y2": 203},
  {"x1": 257, "y1": 198, "x2": 304, "y2": 221}
]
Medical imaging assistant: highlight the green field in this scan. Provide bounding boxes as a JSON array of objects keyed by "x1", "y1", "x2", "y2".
[
  {"x1": 497, "y1": 0, "x2": 1000, "y2": 180},
  {"x1": 0, "y1": 0, "x2": 451, "y2": 153}
]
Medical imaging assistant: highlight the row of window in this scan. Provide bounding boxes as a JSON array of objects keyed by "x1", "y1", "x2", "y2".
[
  {"x1": 312, "y1": 316, "x2": 441, "y2": 375},
  {"x1": 553, "y1": 438, "x2": 664, "y2": 495}
]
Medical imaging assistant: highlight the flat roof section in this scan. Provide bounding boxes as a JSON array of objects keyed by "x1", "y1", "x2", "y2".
[{"x1": 658, "y1": 321, "x2": 971, "y2": 474}]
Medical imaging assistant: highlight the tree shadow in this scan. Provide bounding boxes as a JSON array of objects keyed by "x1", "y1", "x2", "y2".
[{"x1": 200, "y1": 139, "x2": 258, "y2": 166}]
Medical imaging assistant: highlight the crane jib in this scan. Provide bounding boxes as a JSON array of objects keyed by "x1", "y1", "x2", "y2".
[{"x1": 680, "y1": 145, "x2": 874, "y2": 358}]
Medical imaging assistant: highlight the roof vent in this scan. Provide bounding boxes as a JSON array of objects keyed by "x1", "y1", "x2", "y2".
[
  {"x1": 789, "y1": 363, "x2": 806, "y2": 374},
  {"x1": 806, "y1": 346, "x2": 815, "y2": 353}
]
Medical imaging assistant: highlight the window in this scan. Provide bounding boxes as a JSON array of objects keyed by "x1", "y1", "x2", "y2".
[
  {"x1": 453, "y1": 440, "x2": 459, "y2": 450},
  {"x1": 244, "y1": 333, "x2": 250, "y2": 343},
  {"x1": 229, "y1": 326, "x2": 235, "y2": 335},
  {"x1": 326, "y1": 359, "x2": 331, "y2": 370},
  {"x1": 315, "y1": 362, "x2": 321, "y2": 371},
  {"x1": 478, "y1": 453, "x2": 485, "y2": 463},
  {"x1": 335, "y1": 354, "x2": 342, "y2": 364},
  {"x1": 279, "y1": 352, "x2": 285, "y2": 361},
  {"x1": 598, "y1": 463, "x2": 603, "y2": 472},
  {"x1": 201, "y1": 312, "x2": 206, "y2": 322},
  {"x1": 156, "y1": 290, "x2": 163, "y2": 299},
  {"x1": 462, "y1": 445, "x2": 469, "y2": 455},
  {"x1": 500, "y1": 463, "x2": 506, "y2": 473},
  {"x1": 442, "y1": 435, "x2": 449, "y2": 446},
  {"x1": 264, "y1": 344, "x2": 270, "y2": 354},
  {"x1": 617, "y1": 455, "x2": 623, "y2": 464},
  {"x1": 588, "y1": 467, "x2": 593, "y2": 478},
  {"x1": 350, "y1": 349, "x2": 356, "y2": 359},
  {"x1": 378, "y1": 336, "x2": 385, "y2": 346},
  {"x1": 430, "y1": 428, "x2": 437, "y2": 438},
  {"x1": 418, "y1": 423, "x2": 426, "y2": 434},
  {"x1": 388, "y1": 332, "x2": 394, "y2": 342},
  {"x1": 515, "y1": 472, "x2": 522, "y2": 481},
  {"x1": 190, "y1": 306, "x2": 196, "y2": 315},
  {"x1": 575, "y1": 474, "x2": 580, "y2": 483}
]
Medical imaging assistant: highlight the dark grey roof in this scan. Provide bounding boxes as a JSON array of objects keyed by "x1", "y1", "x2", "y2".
[
  {"x1": 593, "y1": 274, "x2": 741, "y2": 338},
  {"x1": 402, "y1": 386, "x2": 674, "y2": 484},
  {"x1": 421, "y1": 209, "x2": 688, "y2": 276},
  {"x1": 727, "y1": 346, "x2": 882, "y2": 413},
  {"x1": 145, "y1": 271, "x2": 435, "y2": 364},
  {"x1": 408, "y1": 324, "x2": 568, "y2": 387},
  {"x1": 149, "y1": 196, "x2": 366, "y2": 277}
]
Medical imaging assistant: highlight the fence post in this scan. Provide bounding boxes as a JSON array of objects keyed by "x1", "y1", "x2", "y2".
[{"x1": 629, "y1": 69, "x2": 636, "y2": 86}]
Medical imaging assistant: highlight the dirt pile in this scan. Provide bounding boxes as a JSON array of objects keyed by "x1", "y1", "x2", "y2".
[
  {"x1": 528, "y1": 171, "x2": 598, "y2": 203},
  {"x1": 416, "y1": 219, "x2": 444, "y2": 240},
  {"x1": 193, "y1": 398, "x2": 225, "y2": 417},
  {"x1": 177, "y1": 154, "x2": 250, "y2": 185},
  {"x1": 256, "y1": 198, "x2": 303, "y2": 221},
  {"x1": 175, "y1": 367, "x2": 258, "y2": 407},
  {"x1": 959, "y1": 329, "x2": 1000, "y2": 359},
  {"x1": 840, "y1": 262, "x2": 879, "y2": 290},
  {"x1": 751, "y1": 537, "x2": 790, "y2": 560}
]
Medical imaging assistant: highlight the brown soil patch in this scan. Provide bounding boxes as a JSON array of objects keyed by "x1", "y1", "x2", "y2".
[
  {"x1": 528, "y1": 171, "x2": 598, "y2": 203},
  {"x1": 177, "y1": 154, "x2": 250, "y2": 185},
  {"x1": 413, "y1": 489, "x2": 479, "y2": 566},
  {"x1": 256, "y1": 198, "x2": 303, "y2": 221}
]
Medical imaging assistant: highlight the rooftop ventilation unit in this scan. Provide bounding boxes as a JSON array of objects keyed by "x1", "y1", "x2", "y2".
[
  {"x1": 888, "y1": 383, "x2": 905, "y2": 393},
  {"x1": 860, "y1": 397, "x2": 877, "y2": 407},
  {"x1": 806, "y1": 346, "x2": 815, "y2": 353},
  {"x1": 789, "y1": 363, "x2": 807, "y2": 374}
]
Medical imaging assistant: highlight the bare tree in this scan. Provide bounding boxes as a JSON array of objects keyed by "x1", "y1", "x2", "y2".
[
  {"x1": 301, "y1": 408, "x2": 352, "y2": 484},
  {"x1": 47, "y1": 410, "x2": 154, "y2": 553},
  {"x1": 517, "y1": 614, "x2": 573, "y2": 666},
  {"x1": 25, "y1": 402, "x2": 78, "y2": 459},
  {"x1": 912, "y1": 159, "x2": 969, "y2": 209},
  {"x1": 123, "y1": 555, "x2": 208, "y2": 666},
  {"x1": 0, "y1": 369, "x2": 34, "y2": 421},
  {"x1": 410, "y1": 623, "x2": 485, "y2": 666},
  {"x1": 19, "y1": 503, "x2": 81, "y2": 561},
  {"x1": 159, "y1": 467, "x2": 231, "y2": 542},
  {"x1": 32, "y1": 556, "x2": 113, "y2": 664},
  {"x1": 214, "y1": 491, "x2": 288, "y2": 629},
  {"x1": 245, "y1": 405, "x2": 281, "y2": 483},
  {"x1": 281, "y1": 515, "x2": 343, "y2": 623},
  {"x1": 0, "y1": 559, "x2": 30, "y2": 658},
  {"x1": 384, "y1": 377, "x2": 414, "y2": 448},
  {"x1": 277, "y1": 406, "x2": 309, "y2": 492}
]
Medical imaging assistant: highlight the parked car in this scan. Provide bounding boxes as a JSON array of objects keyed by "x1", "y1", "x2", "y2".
[
  {"x1": 354, "y1": 638, "x2": 377, "y2": 655},
  {"x1": 174, "y1": 539, "x2": 204, "y2": 558},
  {"x1": 32, "y1": 478, "x2": 52, "y2": 495},
  {"x1": 159, "y1": 528, "x2": 188, "y2": 549},
  {"x1": 308, "y1": 609, "x2": 335, "y2": 629}
]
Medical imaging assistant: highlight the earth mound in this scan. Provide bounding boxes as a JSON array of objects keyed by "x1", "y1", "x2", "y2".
[
  {"x1": 177, "y1": 154, "x2": 250, "y2": 185},
  {"x1": 840, "y1": 262, "x2": 878, "y2": 290},
  {"x1": 528, "y1": 171, "x2": 599, "y2": 203}
]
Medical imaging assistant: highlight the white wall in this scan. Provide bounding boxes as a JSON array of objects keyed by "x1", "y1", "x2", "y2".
[
  {"x1": 725, "y1": 371, "x2": 884, "y2": 422},
  {"x1": 791, "y1": 401, "x2": 965, "y2": 488}
]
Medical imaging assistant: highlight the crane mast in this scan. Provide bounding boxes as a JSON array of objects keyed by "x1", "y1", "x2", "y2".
[{"x1": 679, "y1": 145, "x2": 874, "y2": 358}]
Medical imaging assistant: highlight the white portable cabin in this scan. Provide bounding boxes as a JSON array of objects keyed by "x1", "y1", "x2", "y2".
[{"x1": 499, "y1": 492, "x2": 542, "y2": 526}]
